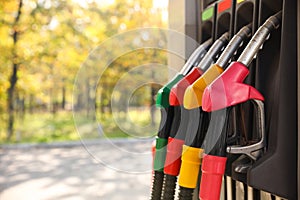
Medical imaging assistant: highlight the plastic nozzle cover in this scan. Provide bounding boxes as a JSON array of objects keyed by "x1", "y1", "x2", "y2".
[
  {"x1": 153, "y1": 137, "x2": 168, "y2": 171},
  {"x1": 202, "y1": 62, "x2": 264, "y2": 112},
  {"x1": 178, "y1": 145, "x2": 204, "y2": 188},
  {"x1": 183, "y1": 64, "x2": 224, "y2": 109},
  {"x1": 199, "y1": 154, "x2": 227, "y2": 200},
  {"x1": 156, "y1": 74, "x2": 184, "y2": 108},
  {"x1": 169, "y1": 68, "x2": 203, "y2": 106},
  {"x1": 164, "y1": 137, "x2": 185, "y2": 176}
]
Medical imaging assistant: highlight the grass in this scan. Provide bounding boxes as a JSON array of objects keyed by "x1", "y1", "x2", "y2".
[{"x1": 0, "y1": 107, "x2": 160, "y2": 144}]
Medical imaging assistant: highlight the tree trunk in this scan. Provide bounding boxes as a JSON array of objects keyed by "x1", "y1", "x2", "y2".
[
  {"x1": 100, "y1": 91, "x2": 105, "y2": 117},
  {"x1": 62, "y1": 85, "x2": 66, "y2": 109},
  {"x1": 29, "y1": 94, "x2": 34, "y2": 114},
  {"x1": 86, "y1": 78, "x2": 90, "y2": 118},
  {"x1": 7, "y1": 0, "x2": 23, "y2": 141}
]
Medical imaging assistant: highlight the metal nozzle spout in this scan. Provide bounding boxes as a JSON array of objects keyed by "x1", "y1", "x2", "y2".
[
  {"x1": 237, "y1": 11, "x2": 282, "y2": 66},
  {"x1": 216, "y1": 24, "x2": 252, "y2": 68},
  {"x1": 198, "y1": 32, "x2": 229, "y2": 72}
]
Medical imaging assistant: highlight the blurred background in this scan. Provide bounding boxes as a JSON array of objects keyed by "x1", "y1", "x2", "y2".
[
  {"x1": 0, "y1": 0, "x2": 168, "y2": 143},
  {"x1": 0, "y1": 0, "x2": 170, "y2": 199}
]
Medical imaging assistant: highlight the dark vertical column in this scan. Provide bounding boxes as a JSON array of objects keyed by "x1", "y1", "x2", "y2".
[{"x1": 248, "y1": 1, "x2": 297, "y2": 199}]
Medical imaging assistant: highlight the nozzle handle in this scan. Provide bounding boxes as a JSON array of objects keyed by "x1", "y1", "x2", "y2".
[
  {"x1": 180, "y1": 39, "x2": 212, "y2": 76},
  {"x1": 237, "y1": 11, "x2": 282, "y2": 66}
]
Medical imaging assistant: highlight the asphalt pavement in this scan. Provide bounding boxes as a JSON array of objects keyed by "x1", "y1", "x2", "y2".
[{"x1": 0, "y1": 138, "x2": 153, "y2": 200}]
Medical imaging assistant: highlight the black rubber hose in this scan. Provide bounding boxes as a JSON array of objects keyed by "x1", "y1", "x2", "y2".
[
  {"x1": 161, "y1": 174, "x2": 177, "y2": 200},
  {"x1": 150, "y1": 171, "x2": 164, "y2": 200},
  {"x1": 178, "y1": 186, "x2": 194, "y2": 200},
  {"x1": 161, "y1": 106, "x2": 187, "y2": 200},
  {"x1": 150, "y1": 107, "x2": 174, "y2": 200}
]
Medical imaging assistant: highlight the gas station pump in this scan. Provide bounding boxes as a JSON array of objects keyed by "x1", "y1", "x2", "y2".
[{"x1": 150, "y1": 0, "x2": 298, "y2": 199}]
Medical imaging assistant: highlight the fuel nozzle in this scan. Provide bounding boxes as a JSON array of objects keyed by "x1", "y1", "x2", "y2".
[
  {"x1": 184, "y1": 24, "x2": 252, "y2": 110},
  {"x1": 224, "y1": 12, "x2": 281, "y2": 161},
  {"x1": 151, "y1": 38, "x2": 212, "y2": 200},
  {"x1": 200, "y1": 12, "x2": 282, "y2": 200},
  {"x1": 161, "y1": 37, "x2": 224, "y2": 200},
  {"x1": 202, "y1": 11, "x2": 282, "y2": 111},
  {"x1": 170, "y1": 32, "x2": 229, "y2": 106}
]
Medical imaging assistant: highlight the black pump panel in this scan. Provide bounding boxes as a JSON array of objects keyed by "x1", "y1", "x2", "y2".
[
  {"x1": 196, "y1": 0, "x2": 298, "y2": 199},
  {"x1": 247, "y1": 0, "x2": 297, "y2": 199},
  {"x1": 230, "y1": 0, "x2": 258, "y2": 185},
  {"x1": 234, "y1": 0, "x2": 257, "y2": 34},
  {"x1": 215, "y1": 12, "x2": 231, "y2": 38},
  {"x1": 199, "y1": 2, "x2": 217, "y2": 43},
  {"x1": 215, "y1": 0, "x2": 235, "y2": 39}
]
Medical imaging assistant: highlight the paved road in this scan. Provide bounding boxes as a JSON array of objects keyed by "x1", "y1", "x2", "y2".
[{"x1": 0, "y1": 139, "x2": 154, "y2": 200}]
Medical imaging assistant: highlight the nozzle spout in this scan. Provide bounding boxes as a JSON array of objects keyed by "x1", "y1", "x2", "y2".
[
  {"x1": 237, "y1": 11, "x2": 282, "y2": 66},
  {"x1": 198, "y1": 32, "x2": 229, "y2": 72},
  {"x1": 216, "y1": 24, "x2": 252, "y2": 68},
  {"x1": 180, "y1": 39, "x2": 212, "y2": 76}
]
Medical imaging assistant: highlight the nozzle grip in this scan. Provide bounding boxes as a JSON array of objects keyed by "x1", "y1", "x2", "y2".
[{"x1": 199, "y1": 154, "x2": 227, "y2": 200}]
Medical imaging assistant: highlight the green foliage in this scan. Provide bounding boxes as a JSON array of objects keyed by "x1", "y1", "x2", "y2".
[
  {"x1": 0, "y1": 0, "x2": 168, "y2": 142},
  {"x1": 0, "y1": 109, "x2": 159, "y2": 144}
]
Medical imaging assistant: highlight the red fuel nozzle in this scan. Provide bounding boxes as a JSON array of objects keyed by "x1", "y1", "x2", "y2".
[{"x1": 202, "y1": 62, "x2": 264, "y2": 112}]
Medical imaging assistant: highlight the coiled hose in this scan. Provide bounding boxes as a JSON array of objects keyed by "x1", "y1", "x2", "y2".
[
  {"x1": 161, "y1": 174, "x2": 177, "y2": 200},
  {"x1": 150, "y1": 171, "x2": 164, "y2": 200},
  {"x1": 178, "y1": 187, "x2": 194, "y2": 200}
]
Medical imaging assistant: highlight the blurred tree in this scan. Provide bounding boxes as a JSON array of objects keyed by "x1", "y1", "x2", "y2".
[
  {"x1": 0, "y1": 0, "x2": 168, "y2": 141},
  {"x1": 6, "y1": 0, "x2": 23, "y2": 140}
]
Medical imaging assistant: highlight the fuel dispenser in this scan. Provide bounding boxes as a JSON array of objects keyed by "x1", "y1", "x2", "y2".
[
  {"x1": 150, "y1": 0, "x2": 298, "y2": 199},
  {"x1": 199, "y1": 0, "x2": 296, "y2": 199}
]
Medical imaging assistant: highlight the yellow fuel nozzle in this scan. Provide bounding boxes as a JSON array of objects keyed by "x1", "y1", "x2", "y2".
[{"x1": 183, "y1": 64, "x2": 224, "y2": 109}]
